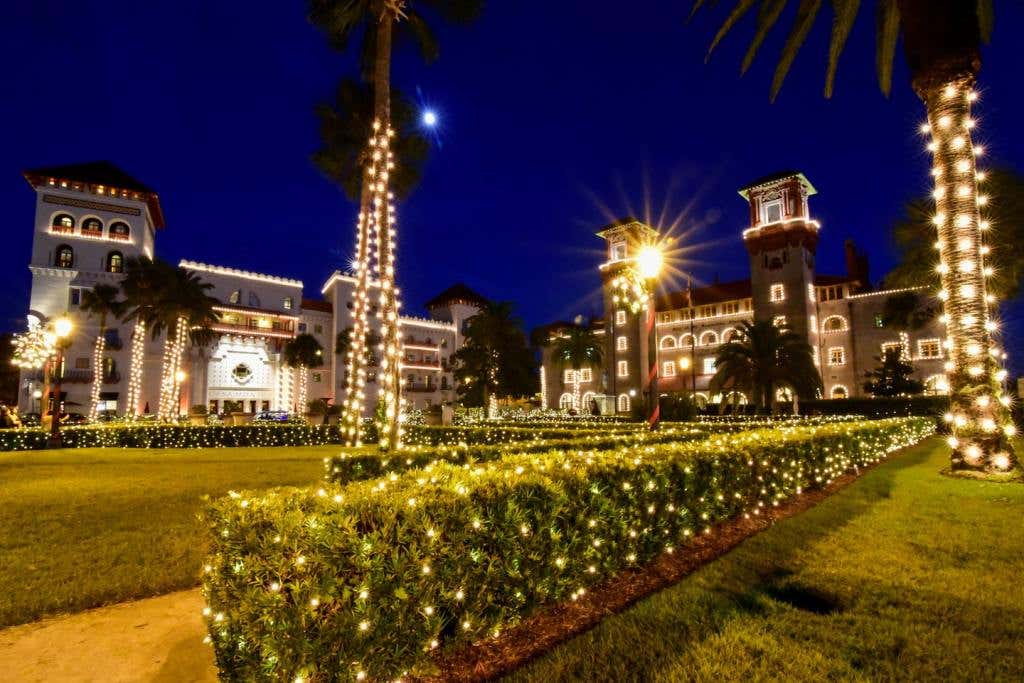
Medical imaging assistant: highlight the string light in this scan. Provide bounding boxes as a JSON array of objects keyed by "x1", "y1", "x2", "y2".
[
  {"x1": 126, "y1": 321, "x2": 146, "y2": 420},
  {"x1": 88, "y1": 333, "x2": 106, "y2": 421}
]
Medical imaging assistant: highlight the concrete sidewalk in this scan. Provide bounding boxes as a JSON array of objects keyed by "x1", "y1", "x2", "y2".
[{"x1": 0, "y1": 589, "x2": 217, "y2": 682}]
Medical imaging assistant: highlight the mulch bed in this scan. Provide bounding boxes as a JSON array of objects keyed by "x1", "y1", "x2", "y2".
[{"x1": 422, "y1": 444, "x2": 920, "y2": 682}]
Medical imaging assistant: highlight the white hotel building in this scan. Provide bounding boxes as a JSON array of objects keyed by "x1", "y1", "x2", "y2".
[{"x1": 18, "y1": 162, "x2": 481, "y2": 417}]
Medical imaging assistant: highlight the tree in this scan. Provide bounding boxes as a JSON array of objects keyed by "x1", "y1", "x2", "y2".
[
  {"x1": 710, "y1": 320, "x2": 822, "y2": 412},
  {"x1": 880, "y1": 291, "x2": 937, "y2": 332},
  {"x1": 309, "y1": 0, "x2": 483, "y2": 449},
  {"x1": 864, "y1": 347, "x2": 926, "y2": 397},
  {"x1": 453, "y1": 301, "x2": 536, "y2": 409},
  {"x1": 284, "y1": 333, "x2": 325, "y2": 414},
  {"x1": 80, "y1": 283, "x2": 125, "y2": 420},
  {"x1": 548, "y1": 325, "x2": 603, "y2": 413},
  {"x1": 886, "y1": 167, "x2": 1024, "y2": 302},
  {"x1": 690, "y1": 0, "x2": 1013, "y2": 470},
  {"x1": 120, "y1": 256, "x2": 177, "y2": 418},
  {"x1": 313, "y1": 78, "x2": 430, "y2": 201}
]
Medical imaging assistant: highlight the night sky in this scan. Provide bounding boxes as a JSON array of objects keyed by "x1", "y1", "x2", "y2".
[{"x1": 3, "y1": 2, "x2": 1023, "y2": 367}]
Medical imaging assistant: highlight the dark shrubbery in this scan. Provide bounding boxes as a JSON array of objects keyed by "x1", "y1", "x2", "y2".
[
  {"x1": 0, "y1": 424, "x2": 344, "y2": 451},
  {"x1": 798, "y1": 396, "x2": 948, "y2": 418}
]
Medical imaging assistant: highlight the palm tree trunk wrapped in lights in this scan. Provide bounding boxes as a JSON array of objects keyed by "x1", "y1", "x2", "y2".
[
  {"x1": 88, "y1": 335, "x2": 105, "y2": 421},
  {"x1": 126, "y1": 321, "x2": 146, "y2": 419},
  {"x1": 341, "y1": 185, "x2": 374, "y2": 445},
  {"x1": 158, "y1": 317, "x2": 188, "y2": 421}
]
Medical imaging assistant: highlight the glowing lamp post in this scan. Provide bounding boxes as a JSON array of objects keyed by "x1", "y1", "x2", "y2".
[{"x1": 47, "y1": 316, "x2": 73, "y2": 448}]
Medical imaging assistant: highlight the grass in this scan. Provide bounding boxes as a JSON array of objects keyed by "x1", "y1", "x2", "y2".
[
  {"x1": 0, "y1": 445, "x2": 338, "y2": 628},
  {"x1": 506, "y1": 437, "x2": 1024, "y2": 681}
]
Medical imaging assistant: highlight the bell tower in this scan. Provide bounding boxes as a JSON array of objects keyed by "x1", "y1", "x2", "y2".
[
  {"x1": 596, "y1": 218, "x2": 658, "y2": 413},
  {"x1": 739, "y1": 172, "x2": 819, "y2": 342}
]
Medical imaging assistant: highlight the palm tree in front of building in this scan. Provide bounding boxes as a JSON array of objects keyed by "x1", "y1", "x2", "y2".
[
  {"x1": 284, "y1": 333, "x2": 325, "y2": 416},
  {"x1": 120, "y1": 257, "x2": 176, "y2": 418},
  {"x1": 550, "y1": 325, "x2": 603, "y2": 413},
  {"x1": 710, "y1": 320, "x2": 821, "y2": 413},
  {"x1": 690, "y1": 0, "x2": 1012, "y2": 471},
  {"x1": 80, "y1": 283, "x2": 125, "y2": 421},
  {"x1": 308, "y1": 0, "x2": 483, "y2": 449}
]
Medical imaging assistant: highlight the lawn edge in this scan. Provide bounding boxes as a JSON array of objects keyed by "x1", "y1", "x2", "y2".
[{"x1": 421, "y1": 435, "x2": 940, "y2": 682}]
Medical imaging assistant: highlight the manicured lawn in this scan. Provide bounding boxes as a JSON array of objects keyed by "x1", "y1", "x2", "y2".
[
  {"x1": 507, "y1": 437, "x2": 1024, "y2": 681},
  {"x1": 0, "y1": 446, "x2": 339, "y2": 628}
]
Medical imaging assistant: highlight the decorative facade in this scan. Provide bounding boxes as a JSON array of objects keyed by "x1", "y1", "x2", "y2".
[
  {"x1": 17, "y1": 162, "x2": 480, "y2": 417},
  {"x1": 541, "y1": 171, "x2": 949, "y2": 412}
]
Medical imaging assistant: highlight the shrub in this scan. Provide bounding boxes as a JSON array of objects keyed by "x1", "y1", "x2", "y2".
[
  {"x1": 201, "y1": 418, "x2": 933, "y2": 681},
  {"x1": 799, "y1": 396, "x2": 948, "y2": 418},
  {"x1": 0, "y1": 424, "x2": 346, "y2": 451}
]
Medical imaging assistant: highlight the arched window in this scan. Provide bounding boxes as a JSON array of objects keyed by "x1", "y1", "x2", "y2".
[
  {"x1": 109, "y1": 222, "x2": 130, "y2": 240},
  {"x1": 679, "y1": 333, "x2": 695, "y2": 348},
  {"x1": 106, "y1": 251, "x2": 124, "y2": 273},
  {"x1": 52, "y1": 214, "x2": 75, "y2": 231},
  {"x1": 924, "y1": 375, "x2": 949, "y2": 395},
  {"x1": 283, "y1": 296, "x2": 293, "y2": 310},
  {"x1": 776, "y1": 387, "x2": 794, "y2": 402},
  {"x1": 229, "y1": 290, "x2": 241, "y2": 304},
  {"x1": 55, "y1": 245, "x2": 74, "y2": 268},
  {"x1": 722, "y1": 327, "x2": 739, "y2": 343},
  {"x1": 249, "y1": 291, "x2": 261, "y2": 308},
  {"x1": 822, "y1": 315, "x2": 848, "y2": 333},
  {"x1": 582, "y1": 391, "x2": 596, "y2": 409},
  {"x1": 82, "y1": 217, "x2": 103, "y2": 235},
  {"x1": 659, "y1": 335, "x2": 677, "y2": 350},
  {"x1": 830, "y1": 385, "x2": 849, "y2": 399},
  {"x1": 617, "y1": 393, "x2": 630, "y2": 413},
  {"x1": 699, "y1": 330, "x2": 719, "y2": 346},
  {"x1": 692, "y1": 393, "x2": 708, "y2": 408},
  {"x1": 559, "y1": 393, "x2": 574, "y2": 411}
]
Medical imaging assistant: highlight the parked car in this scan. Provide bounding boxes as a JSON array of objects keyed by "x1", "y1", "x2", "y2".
[{"x1": 253, "y1": 410, "x2": 290, "y2": 423}]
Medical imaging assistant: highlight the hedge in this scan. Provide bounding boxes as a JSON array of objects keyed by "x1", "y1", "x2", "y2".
[
  {"x1": 798, "y1": 396, "x2": 949, "y2": 418},
  {"x1": 325, "y1": 424, "x2": 713, "y2": 484},
  {"x1": 201, "y1": 417, "x2": 933, "y2": 681},
  {"x1": 0, "y1": 424, "x2": 346, "y2": 451}
]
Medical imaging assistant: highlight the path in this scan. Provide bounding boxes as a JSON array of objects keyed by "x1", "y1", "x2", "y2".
[{"x1": 0, "y1": 589, "x2": 215, "y2": 682}]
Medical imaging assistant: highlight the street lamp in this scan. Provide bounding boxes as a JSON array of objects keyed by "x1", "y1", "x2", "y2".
[
  {"x1": 47, "y1": 316, "x2": 73, "y2": 448},
  {"x1": 635, "y1": 243, "x2": 665, "y2": 431}
]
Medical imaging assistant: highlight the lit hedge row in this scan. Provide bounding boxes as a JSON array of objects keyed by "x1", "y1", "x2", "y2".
[
  {"x1": 403, "y1": 424, "x2": 638, "y2": 447},
  {"x1": 0, "y1": 424, "x2": 346, "y2": 451},
  {"x1": 326, "y1": 424, "x2": 712, "y2": 484},
  {"x1": 201, "y1": 417, "x2": 933, "y2": 681}
]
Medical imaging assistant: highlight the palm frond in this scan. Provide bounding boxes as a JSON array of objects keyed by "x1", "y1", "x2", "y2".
[
  {"x1": 976, "y1": 0, "x2": 993, "y2": 43},
  {"x1": 707, "y1": 0, "x2": 759, "y2": 59},
  {"x1": 741, "y1": 0, "x2": 788, "y2": 74},
  {"x1": 769, "y1": 0, "x2": 823, "y2": 101},
  {"x1": 874, "y1": 0, "x2": 900, "y2": 97},
  {"x1": 824, "y1": 0, "x2": 860, "y2": 98},
  {"x1": 404, "y1": 11, "x2": 440, "y2": 63}
]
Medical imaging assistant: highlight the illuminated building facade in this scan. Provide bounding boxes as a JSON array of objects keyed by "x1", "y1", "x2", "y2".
[
  {"x1": 541, "y1": 171, "x2": 949, "y2": 412},
  {"x1": 17, "y1": 162, "x2": 477, "y2": 417}
]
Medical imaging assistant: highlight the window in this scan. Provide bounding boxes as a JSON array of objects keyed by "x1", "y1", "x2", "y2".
[
  {"x1": 807, "y1": 284, "x2": 816, "y2": 302},
  {"x1": 580, "y1": 368, "x2": 592, "y2": 382},
  {"x1": 617, "y1": 394, "x2": 630, "y2": 412},
  {"x1": 770, "y1": 284, "x2": 785, "y2": 302},
  {"x1": 773, "y1": 315, "x2": 787, "y2": 328},
  {"x1": 615, "y1": 310, "x2": 626, "y2": 326},
  {"x1": 722, "y1": 328, "x2": 739, "y2": 343},
  {"x1": 699, "y1": 330, "x2": 718, "y2": 346},
  {"x1": 248, "y1": 292, "x2": 261, "y2": 308},
  {"x1": 679, "y1": 333, "x2": 695, "y2": 348},
  {"x1": 721, "y1": 301, "x2": 740, "y2": 315},
  {"x1": 564, "y1": 369, "x2": 575, "y2": 383},
  {"x1": 106, "y1": 251, "x2": 123, "y2": 273},
  {"x1": 75, "y1": 357, "x2": 90, "y2": 369},
  {"x1": 662, "y1": 361, "x2": 676, "y2": 377},
  {"x1": 830, "y1": 385, "x2": 849, "y2": 399},
  {"x1": 109, "y1": 222, "x2": 130, "y2": 239},
  {"x1": 925, "y1": 374, "x2": 949, "y2": 395},
  {"x1": 69, "y1": 287, "x2": 85, "y2": 307},
  {"x1": 762, "y1": 199, "x2": 783, "y2": 224},
  {"x1": 822, "y1": 315, "x2": 847, "y2": 333},
  {"x1": 617, "y1": 336, "x2": 628, "y2": 351},
  {"x1": 229, "y1": 290, "x2": 241, "y2": 304},
  {"x1": 702, "y1": 357, "x2": 716, "y2": 375},
  {"x1": 881, "y1": 342, "x2": 904, "y2": 359},
  {"x1": 828, "y1": 347, "x2": 846, "y2": 366},
  {"x1": 297, "y1": 322, "x2": 307, "y2": 333},
  {"x1": 283, "y1": 296, "x2": 293, "y2": 310},
  {"x1": 314, "y1": 324, "x2": 323, "y2": 335},
  {"x1": 55, "y1": 245, "x2": 74, "y2": 268},
  {"x1": 312, "y1": 372, "x2": 322, "y2": 383},
  {"x1": 559, "y1": 393, "x2": 574, "y2": 410},
  {"x1": 809, "y1": 315, "x2": 817, "y2": 333},
  {"x1": 818, "y1": 285, "x2": 845, "y2": 302},
  {"x1": 82, "y1": 218, "x2": 103, "y2": 234},
  {"x1": 699, "y1": 305, "x2": 716, "y2": 318},
  {"x1": 874, "y1": 313, "x2": 885, "y2": 328},
  {"x1": 918, "y1": 339, "x2": 941, "y2": 359},
  {"x1": 660, "y1": 312, "x2": 673, "y2": 323},
  {"x1": 52, "y1": 214, "x2": 75, "y2": 231},
  {"x1": 658, "y1": 336, "x2": 675, "y2": 350},
  {"x1": 617, "y1": 360, "x2": 628, "y2": 377},
  {"x1": 611, "y1": 241, "x2": 627, "y2": 261}
]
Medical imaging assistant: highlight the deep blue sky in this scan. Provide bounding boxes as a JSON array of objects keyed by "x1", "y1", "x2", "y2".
[{"x1": 3, "y1": 2, "x2": 1023, "y2": 364}]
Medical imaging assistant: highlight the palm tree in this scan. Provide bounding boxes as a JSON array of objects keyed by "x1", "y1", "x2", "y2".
[
  {"x1": 710, "y1": 320, "x2": 822, "y2": 413},
  {"x1": 453, "y1": 301, "x2": 536, "y2": 411},
  {"x1": 80, "y1": 284, "x2": 125, "y2": 421},
  {"x1": 284, "y1": 333, "x2": 325, "y2": 415},
  {"x1": 549, "y1": 325, "x2": 603, "y2": 413},
  {"x1": 886, "y1": 167, "x2": 1024, "y2": 303},
  {"x1": 120, "y1": 257, "x2": 176, "y2": 418},
  {"x1": 690, "y1": 0, "x2": 1012, "y2": 470},
  {"x1": 309, "y1": 0, "x2": 483, "y2": 449}
]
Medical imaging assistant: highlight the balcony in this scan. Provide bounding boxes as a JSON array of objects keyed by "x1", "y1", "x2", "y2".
[
  {"x1": 406, "y1": 385, "x2": 439, "y2": 393},
  {"x1": 31, "y1": 369, "x2": 94, "y2": 383},
  {"x1": 109, "y1": 232, "x2": 130, "y2": 241},
  {"x1": 81, "y1": 229, "x2": 103, "y2": 238},
  {"x1": 50, "y1": 224, "x2": 75, "y2": 234}
]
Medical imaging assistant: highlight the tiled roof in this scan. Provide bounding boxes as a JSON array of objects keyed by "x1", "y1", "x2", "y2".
[
  {"x1": 301, "y1": 298, "x2": 333, "y2": 313},
  {"x1": 656, "y1": 279, "x2": 752, "y2": 310},
  {"x1": 24, "y1": 160, "x2": 165, "y2": 228},
  {"x1": 424, "y1": 283, "x2": 489, "y2": 310}
]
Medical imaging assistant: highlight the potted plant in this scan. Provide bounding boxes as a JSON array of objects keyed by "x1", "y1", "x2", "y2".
[
  {"x1": 306, "y1": 398, "x2": 329, "y2": 425},
  {"x1": 189, "y1": 404, "x2": 208, "y2": 426}
]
